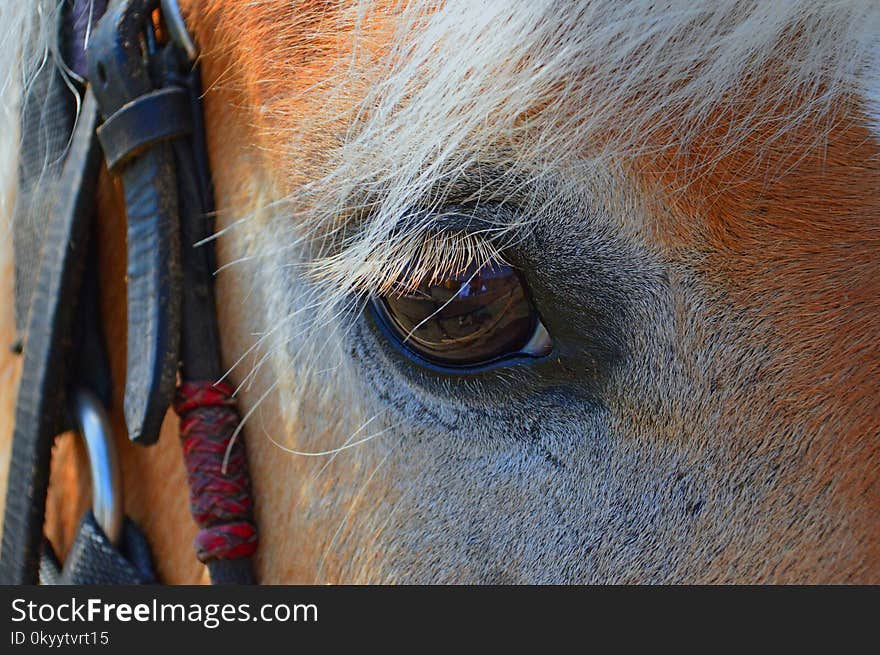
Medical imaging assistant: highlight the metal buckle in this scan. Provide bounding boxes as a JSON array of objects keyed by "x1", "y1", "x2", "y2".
[
  {"x1": 72, "y1": 390, "x2": 123, "y2": 544},
  {"x1": 160, "y1": 0, "x2": 198, "y2": 63}
]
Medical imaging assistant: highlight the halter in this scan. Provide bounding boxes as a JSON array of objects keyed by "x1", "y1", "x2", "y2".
[{"x1": 1, "y1": 0, "x2": 259, "y2": 585}]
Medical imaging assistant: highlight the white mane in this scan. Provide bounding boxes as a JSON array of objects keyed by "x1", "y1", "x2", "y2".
[{"x1": 0, "y1": 1, "x2": 56, "y2": 224}]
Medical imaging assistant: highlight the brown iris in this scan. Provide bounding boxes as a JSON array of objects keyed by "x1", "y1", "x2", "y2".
[{"x1": 374, "y1": 262, "x2": 551, "y2": 368}]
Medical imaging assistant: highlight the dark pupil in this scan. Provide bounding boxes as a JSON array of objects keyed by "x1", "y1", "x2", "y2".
[{"x1": 377, "y1": 262, "x2": 537, "y2": 367}]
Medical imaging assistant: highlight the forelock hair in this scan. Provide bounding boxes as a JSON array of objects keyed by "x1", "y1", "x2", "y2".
[{"x1": 272, "y1": 0, "x2": 880, "y2": 304}]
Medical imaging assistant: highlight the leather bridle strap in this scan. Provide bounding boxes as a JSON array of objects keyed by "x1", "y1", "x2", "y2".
[
  {"x1": 0, "y1": 0, "x2": 148, "y2": 587},
  {"x1": 0, "y1": 89, "x2": 104, "y2": 585},
  {"x1": 2, "y1": 0, "x2": 258, "y2": 585},
  {"x1": 87, "y1": 0, "x2": 258, "y2": 583},
  {"x1": 89, "y1": 0, "x2": 183, "y2": 448}
]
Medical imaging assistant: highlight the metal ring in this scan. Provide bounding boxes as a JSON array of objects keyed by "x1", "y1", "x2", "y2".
[
  {"x1": 160, "y1": 0, "x2": 199, "y2": 63},
  {"x1": 72, "y1": 389, "x2": 124, "y2": 545}
]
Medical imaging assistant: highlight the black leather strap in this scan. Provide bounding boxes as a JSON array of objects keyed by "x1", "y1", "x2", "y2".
[
  {"x1": 4, "y1": 0, "x2": 255, "y2": 586},
  {"x1": 97, "y1": 88, "x2": 193, "y2": 172},
  {"x1": 88, "y1": 0, "x2": 182, "y2": 445},
  {"x1": 88, "y1": 1, "x2": 257, "y2": 583},
  {"x1": 166, "y1": 53, "x2": 258, "y2": 585},
  {"x1": 2, "y1": 0, "x2": 160, "y2": 587},
  {"x1": 0, "y1": 93, "x2": 103, "y2": 585}
]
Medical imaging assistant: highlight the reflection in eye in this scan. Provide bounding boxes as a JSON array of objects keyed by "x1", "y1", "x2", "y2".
[{"x1": 372, "y1": 262, "x2": 552, "y2": 368}]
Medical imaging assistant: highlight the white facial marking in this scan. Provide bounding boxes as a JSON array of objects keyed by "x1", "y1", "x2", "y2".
[{"x1": 866, "y1": 41, "x2": 880, "y2": 140}]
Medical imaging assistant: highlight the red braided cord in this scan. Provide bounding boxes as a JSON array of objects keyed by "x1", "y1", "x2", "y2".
[{"x1": 173, "y1": 381, "x2": 257, "y2": 563}]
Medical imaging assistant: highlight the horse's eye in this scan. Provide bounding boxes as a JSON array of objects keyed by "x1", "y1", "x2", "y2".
[{"x1": 372, "y1": 262, "x2": 552, "y2": 369}]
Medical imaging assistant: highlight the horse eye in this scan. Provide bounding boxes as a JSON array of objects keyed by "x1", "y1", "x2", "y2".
[{"x1": 372, "y1": 262, "x2": 552, "y2": 369}]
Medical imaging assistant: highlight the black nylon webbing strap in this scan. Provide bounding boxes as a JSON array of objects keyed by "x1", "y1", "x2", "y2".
[{"x1": 39, "y1": 512, "x2": 157, "y2": 585}]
